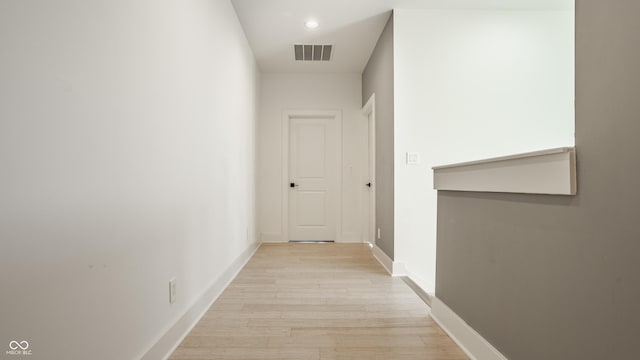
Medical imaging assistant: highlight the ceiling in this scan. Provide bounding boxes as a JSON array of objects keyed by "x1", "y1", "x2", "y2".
[{"x1": 231, "y1": 0, "x2": 573, "y2": 74}]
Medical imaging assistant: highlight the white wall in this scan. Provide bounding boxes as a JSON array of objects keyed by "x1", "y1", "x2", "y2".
[
  {"x1": 0, "y1": 1, "x2": 259, "y2": 359},
  {"x1": 258, "y1": 73, "x2": 364, "y2": 243},
  {"x1": 393, "y1": 9, "x2": 575, "y2": 293}
]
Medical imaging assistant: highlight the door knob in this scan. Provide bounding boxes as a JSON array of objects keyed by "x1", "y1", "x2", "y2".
[
  {"x1": 290, "y1": 182, "x2": 299, "y2": 188},
  {"x1": 366, "y1": 182, "x2": 372, "y2": 187}
]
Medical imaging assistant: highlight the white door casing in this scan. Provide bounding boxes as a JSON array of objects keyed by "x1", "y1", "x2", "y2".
[{"x1": 282, "y1": 110, "x2": 342, "y2": 242}]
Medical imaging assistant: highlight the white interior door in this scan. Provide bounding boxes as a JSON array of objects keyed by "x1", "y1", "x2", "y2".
[
  {"x1": 364, "y1": 111, "x2": 375, "y2": 244},
  {"x1": 362, "y1": 113, "x2": 371, "y2": 243},
  {"x1": 288, "y1": 116, "x2": 338, "y2": 241}
]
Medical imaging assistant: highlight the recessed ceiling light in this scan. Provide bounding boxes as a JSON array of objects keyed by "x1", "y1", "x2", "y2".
[{"x1": 304, "y1": 20, "x2": 319, "y2": 29}]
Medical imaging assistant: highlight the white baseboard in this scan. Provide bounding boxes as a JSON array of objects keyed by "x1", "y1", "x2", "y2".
[
  {"x1": 370, "y1": 244, "x2": 407, "y2": 277},
  {"x1": 140, "y1": 241, "x2": 260, "y2": 360},
  {"x1": 392, "y1": 261, "x2": 407, "y2": 276},
  {"x1": 260, "y1": 232, "x2": 284, "y2": 243},
  {"x1": 431, "y1": 297, "x2": 508, "y2": 360},
  {"x1": 340, "y1": 232, "x2": 362, "y2": 243},
  {"x1": 403, "y1": 268, "x2": 434, "y2": 304},
  {"x1": 371, "y1": 244, "x2": 393, "y2": 274}
]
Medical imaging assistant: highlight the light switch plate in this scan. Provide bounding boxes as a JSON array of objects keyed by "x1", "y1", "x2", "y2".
[
  {"x1": 406, "y1": 152, "x2": 420, "y2": 165},
  {"x1": 169, "y1": 278, "x2": 176, "y2": 304}
]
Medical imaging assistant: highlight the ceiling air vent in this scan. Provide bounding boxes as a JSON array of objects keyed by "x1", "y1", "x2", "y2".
[{"x1": 294, "y1": 44, "x2": 333, "y2": 61}]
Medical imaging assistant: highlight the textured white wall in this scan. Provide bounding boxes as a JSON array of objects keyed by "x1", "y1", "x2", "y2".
[
  {"x1": 393, "y1": 8, "x2": 575, "y2": 293},
  {"x1": 258, "y1": 73, "x2": 364, "y2": 243},
  {"x1": 0, "y1": 1, "x2": 259, "y2": 359}
]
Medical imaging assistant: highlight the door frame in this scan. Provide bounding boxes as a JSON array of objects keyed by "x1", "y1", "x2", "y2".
[
  {"x1": 361, "y1": 95, "x2": 376, "y2": 245},
  {"x1": 281, "y1": 109, "x2": 343, "y2": 242}
]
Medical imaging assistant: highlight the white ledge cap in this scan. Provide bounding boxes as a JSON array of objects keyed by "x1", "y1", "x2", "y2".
[
  {"x1": 432, "y1": 147, "x2": 575, "y2": 170},
  {"x1": 433, "y1": 147, "x2": 577, "y2": 195}
]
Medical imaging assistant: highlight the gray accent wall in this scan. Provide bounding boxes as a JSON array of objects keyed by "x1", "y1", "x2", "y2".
[
  {"x1": 435, "y1": 1, "x2": 640, "y2": 359},
  {"x1": 362, "y1": 13, "x2": 394, "y2": 259}
]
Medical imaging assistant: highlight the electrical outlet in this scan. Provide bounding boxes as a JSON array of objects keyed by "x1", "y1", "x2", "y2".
[
  {"x1": 377, "y1": 228, "x2": 381, "y2": 239},
  {"x1": 169, "y1": 278, "x2": 176, "y2": 304}
]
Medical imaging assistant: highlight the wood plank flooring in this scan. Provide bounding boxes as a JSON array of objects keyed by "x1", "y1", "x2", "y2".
[{"x1": 170, "y1": 243, "x2": 467, "y2": 360}]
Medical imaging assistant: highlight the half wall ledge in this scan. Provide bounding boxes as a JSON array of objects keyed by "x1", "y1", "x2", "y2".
[{"x1": 432, "y1": 147, "x2": 577, "y2": 195}]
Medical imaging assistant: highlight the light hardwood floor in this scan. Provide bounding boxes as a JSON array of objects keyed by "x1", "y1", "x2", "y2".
[{"x1": 170, "y1": 243, "x2": 467, "y2": 360}]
